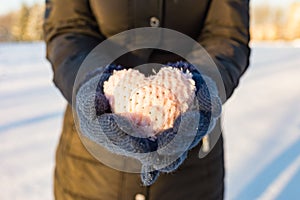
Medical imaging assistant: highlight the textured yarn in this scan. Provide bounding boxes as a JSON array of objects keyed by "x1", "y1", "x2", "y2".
[{"x1": 75, "y1": 62, "x2": 222, "y2": 186}]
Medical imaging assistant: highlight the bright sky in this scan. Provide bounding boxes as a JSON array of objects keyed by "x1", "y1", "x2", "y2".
[{"x1": 0, "y1": 0, "x2": 299, "y2": 15}]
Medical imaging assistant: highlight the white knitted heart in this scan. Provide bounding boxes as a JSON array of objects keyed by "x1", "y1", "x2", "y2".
[{"x1": 103, "y1": 67, "x2": 196, "y2": 136}]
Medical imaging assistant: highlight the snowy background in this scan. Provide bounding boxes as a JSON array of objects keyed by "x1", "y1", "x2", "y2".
[{"x1": 0, "y1": 42, "x2": 299, "y2": 200}]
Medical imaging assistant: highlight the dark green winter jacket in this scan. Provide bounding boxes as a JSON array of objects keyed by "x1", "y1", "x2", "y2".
[{"x1": 44, "y1": 0, "x2": 250, "y2": 199}]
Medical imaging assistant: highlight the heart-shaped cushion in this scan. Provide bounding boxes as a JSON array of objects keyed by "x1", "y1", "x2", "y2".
[{"x1": 103, "y1": 67, "x2": 196, "y2": 136}]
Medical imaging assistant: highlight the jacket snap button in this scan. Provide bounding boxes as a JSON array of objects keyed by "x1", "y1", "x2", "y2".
[
  {"x1": 135, "y1": 193, "x2": 145, "y2": 200},
  {"x1": 150, "y1": 17, "x2": 160, "y2": 27}
]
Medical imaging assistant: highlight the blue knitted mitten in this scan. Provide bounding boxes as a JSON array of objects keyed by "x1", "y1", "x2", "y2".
[{"x1": 77, "y1": 62, "x2": 221, "y2": 186}]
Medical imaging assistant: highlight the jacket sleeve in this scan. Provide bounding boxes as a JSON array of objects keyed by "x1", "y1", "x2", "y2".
[
  {"x1": 44, "y1": 0, "x2": 104, "y2": 104},
  {"x1": 198, "y1": 0, "x2": 250, "y2": 100}
]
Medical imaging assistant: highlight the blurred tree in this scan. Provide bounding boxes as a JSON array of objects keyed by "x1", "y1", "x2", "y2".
[
  {"x1": 286, "y1": 3, "x2": 300, "y2": 40},
  {"x1": 252, "y1": 4, "x2": 271, "y2": 25},
  {"x1": 12, "y1": 3, "x2": 30, "y2": 41},
  {"x1": 24, "y1": 4, "x2": 44, "y2": 40},
  {"x1": 0, "y1": 12, "x2": 16, "y2": 41},
  {"x1": 251, "y1": 4, "x2": 286, "y2": 40},
  {"x1": 10, "y1": 3, "x2": 44, "y2": 41},
  {"x1": 274, "y1": 7, "x2": 284, "y2": 40}
]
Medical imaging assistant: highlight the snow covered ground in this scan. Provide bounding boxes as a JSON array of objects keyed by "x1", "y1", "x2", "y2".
[
  {"x1": 0, "y1": 43, "x2": 66, "y2": 200},
  {"x1": 0, "y1": 42, "x2": 299, "y2": 200},
  {"x1": 224, "y1": 42, "x2": 300, "y2": 200}
]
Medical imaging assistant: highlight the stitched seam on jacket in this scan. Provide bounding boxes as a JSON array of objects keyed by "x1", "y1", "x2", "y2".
[{"x1": 118, "y1": 172, "x2": 125, "y2": 200}]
